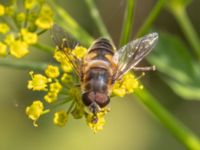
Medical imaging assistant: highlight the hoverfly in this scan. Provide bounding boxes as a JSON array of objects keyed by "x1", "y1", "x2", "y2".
[{"x1": 51, "y1": 25, "x2": 158, "y2": 116}]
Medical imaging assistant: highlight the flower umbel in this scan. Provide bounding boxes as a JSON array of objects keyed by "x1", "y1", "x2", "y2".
[
  {"x1": 86, "y1": 109, "x2": 109, "y2": 133},
  {"x1": 0, "y1": 1, "x2": 54, "y2": 59},
  {"x1": 26, "y1": 46, "x2": 142, "y2": 133}
]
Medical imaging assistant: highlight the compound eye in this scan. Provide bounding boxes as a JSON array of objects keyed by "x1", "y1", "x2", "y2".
[
  {"x1": 95, "y1": 93, "x2": 110, "y2": 108},
  {"x1": 82, "y1": 92, "x2": 95, "y2": 106}
]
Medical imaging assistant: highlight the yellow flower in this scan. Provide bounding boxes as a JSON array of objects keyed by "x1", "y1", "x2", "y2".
[
  {"x1": 35, "y1": 5, "x2": 53, "y2": 29},
  {"x1": 28, "y1": 71, "x2": 51, "y2": 91},
  {"x1": 44, "y1": 81, "x2": 62, "y2": 103},
  {"x1": 21, "y1": 28, "x2": 38, "y2": 44},
  {"x1": 24, "y1": 0, "x2": 37, "y2": 10},
  {"x1": 61, "y1": 61, "x2": 73, "y2": 72},
  {"x1": 10, "y1": 40, "x2": 29, "y2": 58},
  {"x1": 45, "y1": 65, "x2": 60, "y2": 78},
  {"x1": 0, "y1": 4, "x2": 5, "y2": 16},
  {"x1": 54, "y1": 51, "x2": 73, "y2": 72},
  {"x1": 112, "y1": 72, "x2": 139, "y2": 97},
  {"x1": 25, "y1": 100, "x2": 44, "y2": 127},
  {"x1": 4, "y1": 34, "x2": 15, "y2": 45},
  {"x1": 35, "y1": 16, "x2": 53, "y2": 29},
  {"x1": 16, "y1": 12, "x2": 26, "y2": 23},
  {"x1": 61, "y1": 73, "x2": 74, "y2": 85},
  {"x1": 71, "y1": 105, "x2": 84, "y2": 119},
  {"x1": 0, "y1": 42, "x2": 7, "y2": 57},
  {"x1": 44, "y1": 91, "x2": 58, "y2": 103},
  {"x1": 86, "y1": 111, "x2": 106, "y2": 133},
  {"x1": 68, "y1": 87, "x2": 81, "y2": 102},
  {"x1": 123, "y1": 73, "x2": 139, "y2": 93},
  {"x1": 49, "y1": 81, "x2": 62, "y2": 93},
  {"x1": 39, "y1": 4, "x2": 53, "y2": 16},
  {"x1": 112, "y1": 82, "x2": 126, "y2": 97},
  {"x1": 53, "y1": 111, "x2": 68, "y2": 127},
  {"x1": 72, "y1": 46, "x2": 87, "y2": 59},
  {"x1": 0, "y1": 23, "x2": 10, "y2": 34}
]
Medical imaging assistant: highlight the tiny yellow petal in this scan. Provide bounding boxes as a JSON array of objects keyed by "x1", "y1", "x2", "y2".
[
  {"x1": 45, "y1": 65, "x2": 60, "y2": 78},
  {"x1": 10, "y1": 40, "x2": 29, "y2": 58},
  {"x1": 53, "y1": 111, "x2": 68, "y2": 127}
]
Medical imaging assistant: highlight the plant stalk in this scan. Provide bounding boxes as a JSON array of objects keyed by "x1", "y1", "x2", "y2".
[
  {"x1": 120, "y1": 0, "x2": 135, "y2": 46},
  {"x1": 135, "y1": 89, "x2": 200, "y2": 150}
]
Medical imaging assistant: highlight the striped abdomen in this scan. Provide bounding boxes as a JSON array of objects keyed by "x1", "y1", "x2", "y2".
[{"x1": 81, "y1": 38, "x2": 116, "y2": 108}]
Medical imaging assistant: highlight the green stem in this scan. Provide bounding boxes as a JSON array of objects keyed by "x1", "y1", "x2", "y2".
[
  {"x1": 118, "y1": 0, "x2": 200, "y2": 148},
  {"x1": 84, "y1": 0, "x2": 110, "y2": 38},
  {"x1": 136, "y1": 0, "x2": 166, "y2": 37},
  {"x1": 135, "y1": 88, "x2": 200, "y2": 150},
  {"x1": 67, "y1": 101, "x2": 75, "y2": 114},
  {"x1": 171, "y1": 7, "x2": 200, "y2": 60},
  {"x1": 120, "y1": 0, "x2": 135, "y2": 46},
  {"x1": 33, "y1": 43, "x2": 54, "y2": 53},
  {"x1": 37, "y1": 29, "x2": 47, "y2": 35},
  {"x1": 51, "y1": 99, "x2": 72, "y2": 110},
  {"x1": 0, "y1": 59, "x2": 49, "y2": 71}
]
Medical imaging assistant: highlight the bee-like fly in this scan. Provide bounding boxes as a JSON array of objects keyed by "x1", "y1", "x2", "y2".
[{"x1": 51, "y1": 25, "x2": 158, "y2": 116}]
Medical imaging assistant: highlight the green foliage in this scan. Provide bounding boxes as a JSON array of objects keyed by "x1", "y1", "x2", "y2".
[{"x1": 148, "y1": 32, "x2": 200, "y2": 100}]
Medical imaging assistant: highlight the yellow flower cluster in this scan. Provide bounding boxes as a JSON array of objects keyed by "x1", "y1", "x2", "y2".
[
  {"x1": 86, "y1": 108, "x2": 109, "y2": 133},
  {"x1": 112, "y1": 72, "x2": 142, "y2": 97},
  {"x1": 0, "y1": 1, "x2": 54, "y2": 58},
  {"x1": 26, "y1": 45, "x2": 142, "y2": 133}
]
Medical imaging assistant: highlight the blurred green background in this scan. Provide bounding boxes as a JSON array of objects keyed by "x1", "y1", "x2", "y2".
[{"x1": 1, "y1": 0, "x2": 200, "y2": 150}]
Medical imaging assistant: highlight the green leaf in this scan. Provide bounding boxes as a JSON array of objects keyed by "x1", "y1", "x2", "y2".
[{"x1": 148, "y1": 32, "x2": 200, "y2": 100}]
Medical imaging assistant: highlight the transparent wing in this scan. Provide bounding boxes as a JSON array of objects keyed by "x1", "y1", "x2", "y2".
[
  {"x1": 50, "y1": 24, "x2": 82, "y2": 77},
  {"x1": 113, "y1": 32, "x2": 158, "y2": 80}
]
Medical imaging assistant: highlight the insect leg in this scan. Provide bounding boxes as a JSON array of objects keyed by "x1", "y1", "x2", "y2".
[{"x1": 133, "y1": 65, "x2": 156, "y2": 71}]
